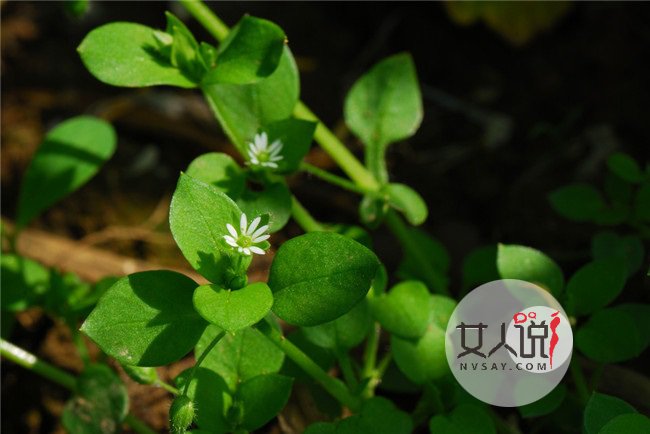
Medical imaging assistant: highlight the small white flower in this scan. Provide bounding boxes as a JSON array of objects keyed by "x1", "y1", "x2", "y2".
[
  {"x1": 223, "y1": 213, "x2": 270, "y2": 256},
  {"x1": 247, "y1": 132, "x2": 283, "y2": 169}
]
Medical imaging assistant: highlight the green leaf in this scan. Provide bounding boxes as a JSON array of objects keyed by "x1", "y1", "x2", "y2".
[
  {"x1": 17, "y1": 116, "x2": 116, "y2": 227},
  {"x1": 370, "y1": 280, "x2": 431, "y2": 339},
  {"x1": 62, "y1": 365, "x2": 129, "y2": 434},
  {"x1": 193, "y1": 282, "x2": 273, "y2": 332},
  {"x1": 344, "y1": 53, "x2": 423, "y2": 183},
  {"x1": 461, "y1": 245, "x2": 499, "y2": 291},
  {"x1": 591, "y1": 232, "x2": 644, "y2": 276},
  {"x1": 235, "y1": 374, "x2": 293, "y2": 431},
  {"x1": 0, "y1": 254, "x2": 49, "y2": 311},
  {"x1": 576, "y1": 306, "x2": 646, "y2": 363},
  {"x1": 164, "y1": 12, "x2": 206, "y2": 83},
  {"x1": 176, "y1": 367, "x2": 232, "y2": 434},
  {"x1": 186, "y1": 153, "x2": 246, "y2": 199},
  {"x1": 269, "y1": 232, "x2": 380, "y2": 326},
  {"x1": 607, "y1": 152, "x2": 644, "y2": 184},
  {"x1": 331, "y1": 224, "x2": 373, "y2": 249},
  {"x1": 391, "y1": 296, "x2": 455, "y2": 384},
  {"x1": 81, "y1": 270, "x2": 207, "y2": 366},
  {"x1": 204, "y1": 16, "x2": 286, "y2": 85},
  {"x1": 496, "y1": 244, "x2": 564, "y2": 296},
  {"x1": 566, "y1": 260, "x2": 627, "y2": 316},
  {"x1": 236, "y1": 182, "x2": 292, "y2": 233},
  {"x1": 302, "y1": 299, "x2": 372, "y2": 351},
  {"x1": 385, "y1": 183, "x2": 428, "y2": 225},
  {"x1": 78, "y1": 22, "x2": 196, "y2": 88},
  {"x1": 196, "y1": 325, "x2": 284, "y2": 392},
  {"x1": 305, "y1": 397, "x2": 412, "y2": 434},
  {"x1": 169, "y1": 173, "x2": 243, "y2": 284},
  {"x1": 584, "y1": 393, "x2": 637, "y2": 434},
  {"x1": 518, "y1": 384, "x2": 566, "y2": 418},
  {"x1": 548, "y1": 183, "x2": 605, "y2": 222},
  {"x1": 202, "y1": 46, "x2": 299, "y2": 153},
  {"x1": 262, "y1": 118, "x2": 317, "y2": 173},
  {"x1": 597, "y1": 414, "x2": 650, "y2": 434},
  {"x1": 615, "y1": 303, "x2": 650, "y2": 348}
]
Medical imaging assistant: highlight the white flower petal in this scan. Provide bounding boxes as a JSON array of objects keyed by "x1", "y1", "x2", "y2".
[
  {"x1": 247, "y1": 216, "x2": 261, "y2": 235},
  {"x1": 269, "y1": 140, "x2": 283, "y2": 153},
  {"x1": 238, "y1": 246, "x2": 244, "y2": 253},
  {"x1": 240, "y1": 213, "x2": 247, "y2": 233},
  {"x1": 242, "y1": 247, "x2": 251, "y2": 255},
  {"x1": 270, "y1": 155, "x2": 283, "y2": 162},
  {"x1": 249, "y1": 246, "x2": 265, "y2": 255},
  {"x1": 266, "y1": 162, "x2": 279, "y2": 169},
  {"x1": 226, "y1": 223, "x2": 238, "y2": 238},
  {"x1": 252, "y1": 234, "x2": 270, "y2": 243},
  {"x1": 224, "y1": 236, "x2": 238, "y2": 247},
  {"x1": 251, "y1": 224, "x2": 269, "y2": 239}
]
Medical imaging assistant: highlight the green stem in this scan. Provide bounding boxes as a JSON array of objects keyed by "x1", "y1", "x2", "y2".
[
  {"x1": 294, "y1": 103, "x2": 380, "y2": 191},
  {"x1": 570, "y1": 355, "x2": 590, "y2": 405},
  {"x1": 0, "y1": 339, "x2": 156, "y2": 434},
  {"x1": 156, "y1": 379, "x2": 181, "y2": 396},
  {"x1": 384, "y1": 211, "x2": 450, "y2": 295},
  {"x1": 256, "y1": 319, "x2": 361, "y2": 411},
  {"x1": 300, "y1": 162, "x2": 374, "y2": 196},
  {"x1": 178, "y1": 0, "x2": 230, "y2": 41},
  {"x1": 1, "y1": 338, "x2": 77, "y2": 390},
  {"x1": 183, "y1": 330, "x2": 226, "y2": 395},
  {"x1": 337, "y1": 351, "x2": 358, "y2": 390},
  {"x1": 361, "y1": 323, "x2": 380, "y2": 381},
  {"x1": 291, "y1": 195, "x2": 326, "y2": 232}
]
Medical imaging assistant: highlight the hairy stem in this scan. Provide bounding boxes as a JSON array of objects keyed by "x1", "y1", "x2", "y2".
[
  {"x1": 183, "y1": 330, "x2": 226, "y2": 395},
  {"x1": 256, "y1": 319, "x2": 361, "y2": 411},
  {"x1": 0, "y1": 339, "x2": 156, "y2": 434}
]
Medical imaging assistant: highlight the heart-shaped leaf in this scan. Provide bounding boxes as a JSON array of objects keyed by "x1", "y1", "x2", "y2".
[
  {"x1": 193, "y1": 282, "x2": 273, "y2": 332},
  {"x1": 81, "y1": 270, "x2": 207, "y2": 366},
  {"x1": 269, "y1": 232, "x2": 380, "y2": 326},
  {"x1": 17, "y1": 116, "x2": 116, "y2": 228},
  {"x1": 607, "y1": 152, "x2": 644, "y2": 184},
  {"x1": 78, "y1": 22, "x2": 197, "y2": 88},
  {"x1": 597, "y1": 414, "x2": 650, "y2": 434},
  {"x1": 170, "y1": 173, "x2": 243, "y2": 284},
  {"x1": 370, "y1": 280, "x2": 431, "y2": 339},
  {"x1": 204, "y1": 16, "x2": 286, "y2": 85}
]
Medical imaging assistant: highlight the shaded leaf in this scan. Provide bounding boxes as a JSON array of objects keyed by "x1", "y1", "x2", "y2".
[
  {"x1": 548, "y1": 183, "x2": 605, "y2": 222},
  {"x1": 186, "y1": 153, "x2": 246, "y2": 199},
  {"x1": 497, "y1": 244, "x2": 564, "y2": 296},
  {"x1": 235, "y1": 374, "x2": 293, "y2": 431},
  {"x1": 566, "y1": 260, "x2": 627, "y2": 316},
  {"x1": 17, "y1": 116, "x2": 116, "y2": 227},
  {"x1": 584, "y1": 392, "x2": 637, "y2": 434},
  {"x1": 81, "y1": 270, "x2": 207, "y2": 366},
  {"x1": 269, "y1": 232, "x2": 380, "y2": 326}
]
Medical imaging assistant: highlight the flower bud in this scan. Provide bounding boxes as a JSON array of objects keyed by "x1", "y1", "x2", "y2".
[{"x1": 169, "y1": 395, "x2": 195, "y2": 434}]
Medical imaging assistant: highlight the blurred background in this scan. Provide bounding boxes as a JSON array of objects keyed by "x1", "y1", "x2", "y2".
[{"x1": 2, "y1": 1, "x2": 649, "y2": 433}]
